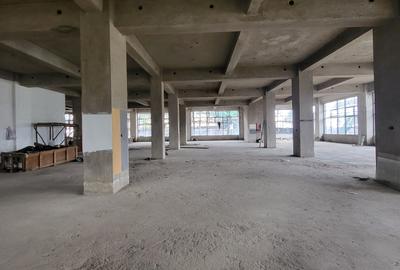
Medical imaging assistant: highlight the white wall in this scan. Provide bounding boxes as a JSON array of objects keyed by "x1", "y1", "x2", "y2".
[{"x1": 0, "y1": 78, "x2": 65, "y2": 153}]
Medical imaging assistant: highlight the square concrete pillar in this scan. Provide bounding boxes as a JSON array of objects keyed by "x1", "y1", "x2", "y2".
[
  {"x1": 358, "y1": 88, "x2": 374, "y2": 146},
  {"x1": 179, "y1": 104, "x2": 187, "y2": 145},
  {"x1": 151, "y1": 77, "x2": 165, "y2": 159},
  {"x1": 186, "y1": 108, "x2": 192, "y2": 141},
  {"x1": 80, "y1": 10, "x2": 129, "y2": 194},
  {"x1": 263, "y1": 91, "x2": 276, "y2": 148},
  {"x1": 240, "y1": 106, "x2": 249, "y2": 142},
  {"x1": 374, "y1": 19, "x2": 400, "y2": 189},
  {"x1": 292, "y1": 70, "x2": 315, "y2": 157},
  {"x1": 130, "y1": 109, "x2": 137, "y2": 141},
  {"x1": 168, "y1": 94, "x2": 180, "y2": 150},
  {"x1": 314, "y1": 98, "x2": 324, "y2": 140},
  {"x1": 71, "y1": 97, "x2": 82, "y2": 152}
]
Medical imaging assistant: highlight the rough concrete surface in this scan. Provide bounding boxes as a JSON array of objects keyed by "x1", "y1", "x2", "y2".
[{"x1": 0, "y1": 141, "x2": 400, "y2": 270}]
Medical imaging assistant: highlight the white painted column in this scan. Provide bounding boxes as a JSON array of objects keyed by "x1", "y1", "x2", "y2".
[
  {"x1": 179, "y1": 104, "x2": 187, "y2": 145},
  {"x1": 130, "y1": 109, "x2": 137, "y2": 141},
  {"x1": 263, "y1": 91, "x2": 276, "y2": 148},
  {"x1": 358, "y1": 87, "x2": 374, "y2": 146},
  {"x1": 374, "y1": 19, "x2": 400, "y2": 189},
  {"x1": 292, "y1": 70, "x2": 314, "y2": 157},
  {"x1": 168, "y1": 94, "x2": 180, "y2": 150},
  {"x1": 80, "y1": 10, "x2": 129, "y2": 194},
  {"x1": 151, "y1": 77, "x2": 165, "y2": 159}
]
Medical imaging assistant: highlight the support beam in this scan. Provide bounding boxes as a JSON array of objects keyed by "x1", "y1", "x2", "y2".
[
  {"x1": 315, "y1": 78, "x2": 353, "y2": 91},
  {"x1": 114, "y1": 0, "x2": 397, "y2": 34},
  {"x1": 247, "y1": 0, "x2": 264, "y2": 15},
  {"x1": 263, "y1": 91, "x2": 276, "y2": 148},
  {"x1": 266, "y1": 79, "x2": 289, "y2": 93},
  {"x1": 226, "y1": 32, "x2": 250, "y2": 75},
  {"x1": 164, "y1": 82, "x2": 176, "y2": 95},
  {"x1": 151, "y1": 77, "x2": 165, "y2": 159},
  {"x1": 373, "y1": 19, "x2": 400, "y2": 190},
  {"x1": 179, "y1": 105, "x2": 187, "y2": 146},
  {"x1": 299, "y1": 28, "x2": 371, "y2": 72},
  {"x1": 126, "y1": 35, "x2": 161, "y2": 77},
  {"x1": 185, "y1": 100, "x2": 249, "y2": 107},
  {"x1": 74, "y1": 0, "x2": 103, "y2": 12},
  {"x1": 292, "y1": 70, "x2": 314, "y2": 157},
  {"x1": 168, "y1": 94, "x2": 180, "y2": 150},
  {"x1": 179, "y1": 88, "x2": 263, "y2": 100},
  {"x1": 80, "y1": 10, "x2": 129, "y2": 194},
  {"x1": 313, "y1": 63, "x2": 374, "y2": 77},
  {"x1": 0, "y1": 40, "x2": 80, "y2": 77},
  {"x1": 164, "y1": 66, "x2": 295, "y2": 83},
  {"x1": 131, "y1": 99, "x2": 149, "y2": 107}
]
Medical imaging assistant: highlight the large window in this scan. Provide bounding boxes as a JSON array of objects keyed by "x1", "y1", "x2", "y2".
[
  {"x1": 191, "y1": 110, "x2": 240, "y2": 136},
  {"x1": 137, "y1": 112, "x2": 169, "y2": 137},
  {"x1": 64, "y1": 113, "x2": 74, "y2": 138},
  {"x1": 275, "y1": 110, "x2": 293, "y2": 138},
  {"x1": 324, "y1": 96, "x2": 358, "y2": 135}
]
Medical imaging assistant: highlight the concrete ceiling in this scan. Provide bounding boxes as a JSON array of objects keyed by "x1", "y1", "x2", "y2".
[
  {"x1": 137, "y1": 32, "x2": 237, "y2": 69},
  {"x1": 239, "y1": 28, "x2": 344, "y2": 66},
  {"x1": 0, "y1": 0, "x2": 390, "y2": 108}
]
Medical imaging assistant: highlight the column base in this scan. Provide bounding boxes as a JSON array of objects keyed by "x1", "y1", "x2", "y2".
[
  {"x1": 83, "y1": 150, "x2": 129, "y2": 194},
  {"x1": 376, "y1": 154, "x2": 400, "y2": 191}
]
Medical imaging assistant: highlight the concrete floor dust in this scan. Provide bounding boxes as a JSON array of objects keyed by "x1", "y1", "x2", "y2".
[{"x1": 0, "y1": 141, "x2": 400, "y2": 270}]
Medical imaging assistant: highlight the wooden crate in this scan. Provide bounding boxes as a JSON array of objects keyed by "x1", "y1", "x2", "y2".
[{"x1": 25, "y1": 146, "x2": 78, "y2": 171}]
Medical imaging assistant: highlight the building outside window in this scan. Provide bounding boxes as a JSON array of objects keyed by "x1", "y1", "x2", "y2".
[
  {"x1": 324, "y1": 96, "x2": 358, "y2": 135},
  {"x1": 275, "y1": 110, "x2": 293, "y2": 139},
  {"x1": 64, "y1": 113, "x2": 74, "y2": 138},
  {"x1": 137, "y1": 112, "x2": 169, "y2": 138},
  {"x1": 191, "y1": 110, "x2": 240, "y2": 136}
]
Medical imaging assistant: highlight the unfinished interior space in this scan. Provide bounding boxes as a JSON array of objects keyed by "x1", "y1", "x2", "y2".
[{"x1": 0, "y1": 1, "x2": 400, "y2": 269}]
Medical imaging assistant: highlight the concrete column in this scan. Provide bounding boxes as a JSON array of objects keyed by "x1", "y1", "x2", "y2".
[
  {"x1": 292, "y1": 70, "x2": 314, "y2": 157},
  {"x1": 168, "y1": 94, "x2": 180, "y2": 150},
  {"x1": 374, "y1": 19, "x2": 400, "y2": 189},
  {"x1": 263, "y1": 91, "x2": 276, "y2": 148},
  {"x1": 240, "y1": 106, "x2": 249, "y2": 142},
  {"x1": 80, "y1": 9, "x2": 129, "y2": 194},
  {"x1": 186, "y1": 108, "x2": 192, "y2": 141},
  {"x1": 179, "y1": 104, "x2": 187, "y2": 145},
  {"x1": 358, "y1": 88, "x2": 374, "y2": 146},
  {"x1": 71, "y1": 97, "x2": 82, "y2": 152},
  {"x1": 130, "y1": 109, "x2": 137, "y2": 141},
  {"x1": 314, "y1": 98, "x2": 324, "y2": 140},
  {"x1": 151, "y1": 77, "x2": 165, "y2": 159}
]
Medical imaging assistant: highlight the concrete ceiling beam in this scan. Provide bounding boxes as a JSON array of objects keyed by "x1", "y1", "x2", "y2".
[
  {"x1": 126, "y1": 35, "x2": 161, "y2": 77},
  {"x1": 0, "y1": 1, "x2": 80, "y2": 37},
  {"x1": 180, "y1": 88, "x2": 263, "y2": 99},
  {"x1": 265, "y1": 79, "x2": 289, "y2": 93},
  {"x1": 315, "y1": 78, "x2": 353, "y2": 91},
  {"x1": 114, "y1": 0, "x2": 397, "y2": 34},
  {"x1": 18, "y1": 72, "x2": 150, "y2": 89},
  {"x1": 299, "y1": 28, "x2": 371, "y2": 72},
  {"x1": 130, "y1": 99, "x2": 150, "y2": 107},
  {"x1": 247, "y1": 0, "x2": 264, "y2": 15},
  {"x1": 74, "y1": 0, "x2": 103, "y2": 12},
  {"x1": 185, "y1": 100, "x2": 249, "y2": 108},
  {"x1": 313, "y1": 63, "x2": 373, "y2": 77},
  {"x1": 164, "y1": 82, "x2": 176, "y2": 95},
  {"x1": 0, "y1": 40, "x2": 80, "y2": 77},
  {"x1": 164, "y1": 66, "x2": 295, "y2": 83}
]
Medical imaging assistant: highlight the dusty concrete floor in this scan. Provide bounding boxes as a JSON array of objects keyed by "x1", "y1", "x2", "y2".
[{"x1": 0, "y1": 141, "x2": 399, "y2": 270}]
